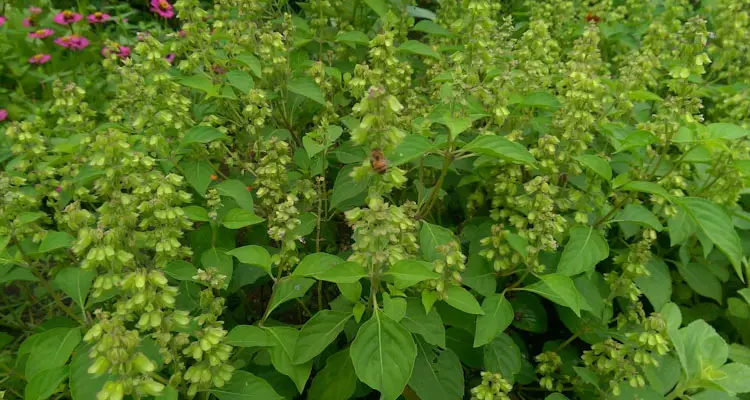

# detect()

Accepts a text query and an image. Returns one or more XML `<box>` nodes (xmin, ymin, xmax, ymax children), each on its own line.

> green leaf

<box><xmin>627</xmin><ymin>90</ymin><xmax>663</xmax><ymax>102</ymax></box>
<box><xmin>16</xmin><ymin>211</ymin><xmax>45</xmax><ymax>226</ymax></box>
<box><xmin>226</xmin><ymin>70</ymin><xmax>254</xmax><ymax>94</ymax></box>
<box><xmin>420</xmin><ymin>221</ymin><xmax>455</xmax><ymax>261</ymax></box>
<box><xmin>474</xmin><ymin>294</ymin><xmax>514</xmax><ymax>348</ymax></box>
<box><xmin>216</xmin><ymin>179</ymin><xmax>254</xmax><ymax>211</ymax></box>
<box><xmin>574</xmin><ymin>155</ymin><xmax>612</xmax><ymax>181</ymax></box>
<box><xmin>180</xmin><ymin>160</ymin><xmax>213</xmax><ymax>196</ymax></box>
<box><xmin>611</xmin><ymin>204</ymin><xmax>663</xmax><ymax>231</ymax></box>
<box><xmin>618</xmin><ymin>130</ymin><xmax>657</xmax><ymax>151</ymax></box>
<box><xmin>707</xmin><ymin>123</ymin><xmax>750</xmax><ymax>140</ymax></box>
<box><xmin>407</xmin><ymin>5</ymin><xmax>436</xmax><ymax>19</ymax></box>
<box><xmin>642</xmin><ymin>354</ymin><xmax>680</xmax><ymax>395</ymax></box>
<box><xmin>70</xmin><ymin>343</ymin><xmax>111</xmax><ymax>400</ymax></box>
<box><xmin>680</xmin><ymin>319</ymin><xmax>728</xmax><ymax>378</ymax></box>
<box><xmin>164</xmin><ymin>260</ymin><xmax>198</xmax><ymax>281</ymax></box>
<box><xmin>681</xmin><ymin>197</ymin><xmax>744</xmax><ymax>281</ymax></box>
<box><xmin>483</xmin><ymin>334</ymin><xmax>522</xmax><ymax>384</ymax></box>
<box><xmin>265</xmin><ymin>327</ymin><xmax>313</xmax><ymax>393</ymax></box>
<box><xmin>517</xmin><ymin>91</ymin><xmax>561</xmax><ymax>109</ymax></box>
<box><xmin>387</xmin><ymin>135</ymin><xmax>433</xmax><ymax>166</ymax></box>
<box><xmin>635</xmin><ymin>259</ymin><xmax>672</xmax><ymax>311</ymax></box>
<box><xmin>620</xmin><ymin>181</ymin><xmax>671</xmax><ymax>199</ymax></box>
<box><xmin>522</xmin><ymin>274</ymin><xmax>582</xmax><ymax>317</ymax></box>
<box><xmin>409</xmin><ymin>340</ymin><xmax>464</xmax><ymax>400</ymax></box>
<box><xmin>318</xmin><ymin>261</ymin><xmax>367</xmax><ymax>283</ymax></box>
<box><xmin>224</xmin><ymin>325</ymin><xmax>273</xmax><ymax>347</ymax></box>
<box><xmin>338</xmin><ymin>281</ymin><xmax>362</xmax><ymax>303</ymax></box>
<box><xmin>53</xmin><ymin>267</ymin><xmax>95</xmax><ymax>310</ymax></box>
<box><xmin>226</xmin><ymin>246</ymin><xmax>271</xmax><ymax>277</ymax></box>
<box><xmin>677</xmin><ymin>263</ymin><xmax>723</xmax><ymax>304</ymax></box>
<box><xmin>730</xmin><ymin>343</ymin><xmax>750</xmax><ymax>365</ymax></box>
<box><xmin>287</xmin><ymin>77</ymin><xmax>326</xmax><ymax>105</ymax></box>
<box><xmin>200</xmin><ymin>248</ymin><xmax>233</xmax><ymax>288</ymax></box>
<box><xmin>209</xmin><ymin>370</ymin><xmax>284</xmax><ymax>400</ymax></box>
<box><xmin>510</xmin><ymin>292</ymin><xmax>548</xmax><ymax>333</ymax></box>
<box><xmin>335</xmin><ymin>31</ymin><xmax>370</xmax><ymax>46</ymax></box>
<box><xmin>25</xmin><ymin>365</ymin><xmax>69</xmax><ymax>400</ymax></box>
<box><xmin>293</xmin><ymin>252</ymin><xmax>346</xmax><ymax>278</ymax></box>
<box><xmin>411</xmin><ymin>20</ymin><xmax>452</xmax><ymax>36</ymax></box>
<box><xmin>180</xmin><ymin>74</ymin><xmax>218</xmax><ymax>95</ymax></box>
<box><xmin>667</xmin><ymin>210</ymin><xmax>697</xmax><ymax>246</ymax></box>
<box><xmin>294</xmin><ymin>310</ymin><xmax>352</xmax><ymax>364</ymax></box>
<box><xmin>398</xmin><ymin>40</ymin><xmax>441</xmax><ymax>59</ymax></box>
<box><xmin>182</xmin><ymin>125</ymin><xmax>226</xmax><ymax>146</ymax></box>
<box><xmin>383</xmin><ymin>293</ymin><xmax>407</xmax><ymax>321</ymax></box>
<box><xmin>444</xmin><ymin>286</ymin><xmax>484</xmax><ymax>315</ymax></box>
<box><xmin>307</xmin><ymin>349</ymin><xmax>358</xmax><ymax>400</ymax></box>
<box><xmin>364</xmin><ymin>0</ymin><xmax>388</xmax><ymax>17</ymax></box>
<box><xmin>330</xmin><ymin>165</ymin><xmax>368</xmax><ymax>211</ymax></box>
<box><xmin>462</xmin><ymin>135</ymin><xmax>537</xmax><ymax>166</ymax></box>
<box><xmin>350</xmin><ymin>309</ymin><xmax>417</xmax><ymax>400</ymax></box>
<box><xmin>401</xmin><ymin>297</ymin><xmax>446</xmax><ymax>348</ymax></box>
<box><xmin>38</xmin><ymin>231</ymin><xmax>75</xmax><ymax>253</ymax></box>
<box><xmin>265</xmin><ymin>277</ymin><xmax>316</xmax><ymax>317</ymax></box>
<box><xmin>715</xmin><ymin>363</ymin><xmax>750</xmax><ymax>394</ymax></box>
<box><xmin>386</xmin><ymin>259</ymin><xmax>440</xmax><ymax>289</ymax></box>
<box><xmin>222</xmin><ymin>208</ymin><xmax>264</xmax><ymax>229</ymax></box>
<box><xmin>154</xmin><ymin>386</ymin><xmax>179</xmax><ymax>400</ymax></box>
<box><xmin>556</xmin><ymin>226</ymin><xmax>609</xmax><ymax>276</ymax></box>
<box><xmin>26</xmin><ymin>327</ymin><xmax>81</xmax><ymax>379</ymax></box>
<box><xmin>183</xmin><ymin>205</ymin><xmax>210</xmax><ymax>222</ymax></box>
<box><xmin>235</xmin><ymin>53</ymin><xmax>262</xmax><ymax>77</ymax></box>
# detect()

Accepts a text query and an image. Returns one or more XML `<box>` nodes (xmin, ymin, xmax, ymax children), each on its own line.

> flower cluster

<box><xmin>470</xmin><ymin>371</ymin><xmax>513</xmax><ymax>400</ymax></box>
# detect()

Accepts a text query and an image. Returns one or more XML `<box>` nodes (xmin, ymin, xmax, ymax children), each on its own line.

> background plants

<box><xmin>2</xmin><ymin>0</ymin><xmax>750</xmax><ymax>399</ymax></box>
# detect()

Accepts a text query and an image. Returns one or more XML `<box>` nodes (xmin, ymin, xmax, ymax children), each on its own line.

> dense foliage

<box><xmin>3</xmin><ymin>0</ymin><xmax>750</xmax><ymax>399</ymax></box>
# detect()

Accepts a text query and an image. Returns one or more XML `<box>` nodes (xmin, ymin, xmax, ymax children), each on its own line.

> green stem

<box><xmin>418</xmin><ymin>149</ymin><xmax>453</xmax><ymax>218</ymax></box>
<box><xmin>593</xmin><ymin>194</ymin><xmax>632</xmax><ymax>228</ymax></box>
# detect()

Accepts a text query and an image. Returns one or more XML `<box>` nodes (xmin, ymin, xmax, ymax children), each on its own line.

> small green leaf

<box><xmin>707</xmin><ymin>123</ymin><xmax>750</xmax><ymax>140</ymax></box>
<box><xmin>226</xmin><ymin>70</ymin><xmax>254</xmax><ymax>94</ymax></box>
<box><xmin>635</xmin><ymin>259</ymin><xmax>672</xmax><ymax>312</ymax></box>
<box><xmin>627</xmin><ymin>90</ymin><xmax>663</xmax><ymax>102</ymax></box>
<box><xmin>522</xmin><ymin>274</ymin><xmax>583</xmax><ymax>317</ymax></box>
<box><xmin>574</xmin><ymin>154</ymin><xmax>612</xmax><ymax>181</ymax></box>
<box><xmin>294</xmin><ymin>310</ymin><xmax>352</xmax><ymax>364</ymax></box>
<box><xmin>288</xmin><ymin>77</ymin><xmax>326</xmax><ymax>105</ymax></box>
<box><xmin>226</xmin><ymin>246</ymin><xmax>272</xmax><ymax>277</ymax></box>
<box><xmin>210</xmin><ymin>371</ymin><xmax>284</xmax><ymax>400</ymax></box>
<box><xmin>265</xmin><ymin>277</ymin><xmax>316</xmax><ymax>318</ymax></box>
<box><xmin>215</xmin><ymin>179</ymin><xmax>255</xmax><ymax>211</ymax></box>
<box><xmin>411</xmin><ymin>20</ymin><xmax>452</xmax><ymax>36</ymax></box>
<box><xmin>483</xmin><ymin>334</ymin><xmax>522</xmax><ymax>384</ymax></box>
<box><xmin>517</xmin><ymin>91</ymin><xmax>561</xmax><ymax>109</ymax></box>
<box><xmin>611</xmin><ymin>204</ymin><xmax>663</xmax><ymax>231</ymax></box>
<box><xmin>182</xmin><ymin>206</ymin><xmax>210</xmax><ymax>222</ymax></box>
<box><xmin>463</xmin><ymin>135</ymin><xmax>537</xmax><ymax>166</ymax></box>
<box><xmin>38</xmin><ymin>231</ymin><xmax>75</xmax><ymax>253</ymax></box>
<box><xmin>25</xmin><ymin>365</ymin><xmax>69</xmax><ymax>400</ymax></box>
<box><xmin>16</xmin><ymin>211</ymin><xmax>45</xmax><ymax>226</ymax></box>
<box><xmin>383</xmin><ymin>293</ymin><xmax>407</xmax><ymax>321</ymax></box>
<box><xmin>180</xmin><ymin>74</ymin><xmax>218</xmax><ymax>96</ymax></box>
<box><xmin>386</xmin><ymin>259</ymin><xmax>440</xmax><ymax>289</ymax></box>
<box><xmin>677</xmin><ymin>263</ymin><xmax>723</xmax><ymax>304</ymax></box>
<box><xmin>335</xmin><ymin>31</ymin><xmax>370</xmax><ymax>46</ymax></box>
<box><xmin>222</xmin><ymin>208</ymin><xmax>264</xmax><ymax>229</ymax></box>
<box><xmin>444</xmin><ymin>286</ymin><xmax>484</xmax><ymax>315</ymax></box>
<box><xmin>307</xmin><ymin>349</ymin><xmax>358</xmax><ymax>400</ymax></box>
<box><xmin>293</xmin><ymin>252</ymin><xmax>346</xmax><ymax>278</ymax></box>
<box><xmin>420</xmin><ymin>221</ymin><xmax>456</xmax><ymax>261</ymax></box>
<box><xmin>53</xmin><ymin>267</ymin><xmax>95</xmax><ymax>310</ymax></box>
<box><xmin>318</xmin><ymin>261</ymin><xmax>367</xmax><ymax>283</ymax></box>
<box><xmin>387</xmin><ymin>135</ymin><xmax>433</xmax><ymax>166</ymax></box>
<box><xmin>409</xmin><ymin>341</ymin><xmax>464</xmax><ymax>400</ymax></box>
<box><xmin>200</xmin><ymin>248</ymin><xmax>233</xmax><ymax>288</ymax></box>
<box><xmin>224</xmin><ymin>325</ymin><xmax>273</xmax><ymax>347</ymax></box>
<box><xmin>364</xmin><ymin>0</ymin><xmax>388</xmax><ymax>17</ymax></box>
<box><xmin>180</xmin><ymin>160</ymin><xmax>213</xmax><ymax>196</ymax></box>
<box><xmin>264</xmin><ymin>327</ymin><xmax>313</xmax><ymax>393</ymax></box>
<box><xmin>620</xmin><ymin>181</ymin><xmax>671</xmax><ymax>199</ymax></box>
<box><xmin>235</xmin><ymin>53</ymin><xmax>262</xmax><ymax>78</ymax></box>
<box><xmin>163</xmin><ymin>260</ymin><xmax>198</xmax><ymax>281</ymax></box>
<box><xmin>556</xmin><ymin>226</ymin><xmax>609</xmax><ymax>276</ymax></box>
<box><xmin>398</xmin><ymin>40</ymin><xmax>441</xmax><ymax>59</ymax></box>
<box><xmin>474</xmin><ymin>294</ymin><xmax>514</xmax><ymax>348</ymax></box>
<box><xmin>715</xmin><ymin>363</ymin><xmax>750</xmax><ymax>394</ymax></box>
<box><xmin>182</xmin><ymin>125</ymin><xmax>226</xmax><ymax>146</ymax></box>
<box><xmin>401</xmin><ymin>297</ymin><xmax>446</xmax><ymax>348</ymax></box>
<box><xmin>70</xmin><ymin>343</ymin><xmax>111</xmax><ymax>400</ymax></box>
<box><xmin>667</xmin><ymin>210</ymin><xmax>697</xmax><ymax>246</ymax></box>
<box><xmin>618</xmin><ymin>130</ymin><xmax>657</xmax><ymax>151</ymax></box>
<box><xmin>330</xmin><ymin>165</ymin><xmax>368</xmax><ymax>211</ymax></box>
<box><xmin>26</xmin><ymin>327</ymin><xmax>80</xmax><ymax>379</ymax></box>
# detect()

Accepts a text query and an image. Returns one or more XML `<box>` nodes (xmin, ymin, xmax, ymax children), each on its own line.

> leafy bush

<box><xmin>2</xmin><ymin>0</ymin><xmax>750</xmax><ymax>399</ymax></box>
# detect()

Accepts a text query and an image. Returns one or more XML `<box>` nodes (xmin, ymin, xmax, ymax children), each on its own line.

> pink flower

<box><xmin>165</xmin><ymin>53</ymin><xmax>176</xmax><ymax>64</ymax></box>
<box><xmin>29</xmin><ymin>53</ymin><xmax>51</xmax><ymax>64</ymax></box>
<box><xmin>0</xmin><ymin>109</ymin><xmax>7</xmax><ymax>122</ymax></box>
<box><xmin>0</xmin><ymin>16</ymin><xmax>6</xmax><ymax>27</ymax></box>
<box><xmin>29</xmin><ymin>28</ymin><xmax>54</xmax><ymax>39</ymax></box>
<box><xmin>102</xmin><ymin>43</ymin><xmax>131</xmax><ymax>59</ymax></box>
<box><xmin>150</xmin><ymin>0</ymin><xmax>174</xmax><ymax>19</ymax></box>
<box><xmin>29</xmin><ymin>6</ymin><xmax>43</xmax><ymax>14</ymax></box>
<box><xmin>178</xmin><ymin>29</ymin><xmax>186</xmax><ymax>37</ymax></box>
<box><xmin>137</xmin><ymin>31</ymin><xmax>151</xmax><ymax>41</ymax></box>
<box><xmin>55</xmin><ymin>186</ymin><xmax>62</xmax><ymax>193</ymax></box>
<box><xmin>87</xmin><ymin>11</ymin><xmax>111</xmax><ymax>24</ymax></box>
<box><xmin>54</xmin><ymin>34</ymin><xmax>89</xmax><ymax>50</ymax></box>
<box><xmin>53</xmin><ymin>10</ymin><xmax>83</xmax><ymax>25</ymax></box>
<box><xmin>23</xmin><ymin>17</ymin><xmax>37</xmax><ymax>27</ymax></box>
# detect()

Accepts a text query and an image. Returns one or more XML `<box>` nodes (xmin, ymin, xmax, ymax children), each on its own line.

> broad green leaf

<box><xmin>445</xmin><ymin>327</ymin><xmax>483</xmax><ymax>368</ymax></box>
<box><xmin>677</xmin><ymin>263</ymin><xmax>722</xmax><ymax>304</ymax></box>
<box><xmin>226</xmin><ymin>70</ymin><xmax>254</xmax><ymax>94</ymax></box>
<box><xmin>388</xmin><ymin>135</ymin><xmax>433</xmax><ymax>166</ymax></box>
<box><xmin>618</xmin><ymin>130</ymin><xmax>657</xmax><ymax>151</ymax></box>
<box><xmin>180</xmin><ymin>160</ymin><xmax>213</xmax><ymax>196</ymax></box>
<box><xmin>463</xmin><ymin>253</ymin><xmax>496</xmax><ymax>297</ymax></box>
<box><xmin>627</xmin><ymin>90</ymin><xmax>663</xmax><ymax>102</ymax></box>
<box><xmin>292</xmin><ymin>212</ymin><xmax>317</xmax><ymax>238</ymax></box>
<box><xmin>265</xmin><ymin>326</ymin><xmax>313</xmax><ymax>393</ymax></box>
<box><xmin>406</xmin><ymin>5</ymin><xmax>437</xmax><ymax>20</ymax></box>
<box><xmin>154</xmin><ymin>386</ymin><xmax>178</xmax><ymax>400</ymax></box>
<box><xmin>398</xmin><ymin>40</ymin><xmax>441</xmax><ymax>59</ymax></box>
<box><xmin>182</xmin><ymin>125</ymin><xmax>226</xmax><ymax>146</ymax></box>
<box><xmin>516</xmin><ymin>91</ymin><xmax>561</xmax><ymax>109</ymax></box>
<box><xmin>444</xmin><ymin>286</ymin><xmax>484</xmax><ymax>315</ymax></box>
<box><xmin>226</xmin><ymin>246</ymin><xmax>272</xmax><ymax>277</ymax></box>
<box><xmin>38</xmin><ymin>231</ymin><xmax>75</xmax><ymax>253</ymax></box>
<box><xmin>681</xmin><ymin>197</ymin><xmax>744</xmax><ymax>281</ymax></box>
<box><xmin>545</xmin><ymin>394</ymin><xmax>571</xmax><ymax>400</ymax></box>
<box><xmin>620</xmin><ymin>181</ymin><xmax>671</xmax><ymax>199</ymax></box>
<box><xmin>522</xmin><ymin>274</ymin><xmax>582</xmax><ymax>317</ymax></box>
<box><xmin>401</xmin><ymin>297</ymin><xmax>446</xmax><ymax>348</ymax></box>
<box><xmin>510</xmin><ymin>292</ymin><xmax>548</xmax><ymax>333</ymax></box>
<box><xmin>642</xmin><ymin>354</ymin><xmax>680</xmax><ymax>395</ymax></box>
<box><xmin>16</xmin><ymin>211</ymin><xmax>45</xmax><ymax>226</ymax></box>
<box><xmin>715</xmin><ymin>363</ymin><xmax>750</xmax><ymax>394</ymax></box>
<box><xmin>556</xmin><ymin>226</ymin><xmax>609</xmax><ymax>276</ymax></box>
<box><xmin>506</xmin><ymin>233</ymin><xmax>529</xmax><ymax>258</ymax></box>
<box><xmin>330</xmin><ymin>165</ymin><xmax>368</xmax><ymax>211</ymax></box>
<box><xmin>294</xmin><ymin>310</ymin><xmax>352</xmax><ymax>364</ymax></box>
<box><xmin>335</xmin><ymin>31</ymin><xmax>370</xmax><ymax>46</ymax></box>
<box><xmin>386</xmin><ymin>259</ymin><xmax>440</xmax><ymax>289</ymax></box>
<box><xmin>338</xmin><ymin>281</ymin><xmax>362</xmax><ymax>303</ymax></box>
<box><xmin>26</xmin><ymin>327</ymin><xmax>81</xmax><ymax>379</ymax></box>
<box><xmin>364</xmin><ymin>0</ymin><xmax>388</xmax><ymax>17</ymax></box>
<box><xmin>409</xmin><ymin>340</ymin><xmax>464</xmax><ymax>400</ymax></box>
<box><xmin>183</xmin><ymin>205</ymin><xmax>210</xmax><ymax>221</ymax></box>
<box><xmin>462</xmin><ymin>135</ymin><xmax>537</xmax><ymax>166</ymax></box>
<box><xmin>383</xmin><ymin>293</ymin><xmax>407</xmax><ymax>322</ymax></box>
<box><xmin>25</xmin><ymin>365</ymin><xmax>69</xmax><ymax>400</ymax></box>
<box><xmin>287</xmin><ymin>77</ymin><xmax>326</xmax><ymax>105</ymax></box>
<box><xmin>209</xmin><ymin>370</ymin><xmax>284</xmax><ymax>400</ymax></box>
<box><xmin>200</xmin><ymin>248</ymin><xmax>234</xmax><ymax>287</ymax></box>
<box><xmin>707</xmin><ymin>123</ymin><xmax>750</xmax><ymax>140</ymax></box>
<box><xmin>442</xmin><ymin>116</ymin><xmax>472</xmax><ymax>139</ymax></box>
<box><xmin>265</xmin><ymin>277</ymin><xmax>315</xmax><ymax>318</ymax></box>
<box><xmin>216</xmin><ymin>179</ymin><xmax>254</xmax><ymax>211</ymax></box>
<box><xmin>164</xmin><ymin>260</ymin><xmax>198</xmax><ymax>281</ymax></box>
<box><xmin>350</xmin><ymin>310</ymin><xmax>417</xmax><ymax>400</ymax></box>
<box><xmin>635</xmin><ymin>259</ymin><xmax>672</xmax><ymax>311</ymax></box>
<box><xmin>680</xmin><ymin>319</ymin><xmax>728</xmax><ymax>378</ymax></box>
<box><xmin>180</xmin><ymin>74</ymin><xmax>218</xmax><ymax>96</ymax></box>
<box><xmin>53</xmin><ymin>267</ymin><xmax>95</xmax><ymax>310</ymax></box>
<box><xmin>611</xmin><ymin>204</ymin><xmax>663</xmax><ymax>231</ymax></box>
<box><xmin>667</xmin><ymin>210</ymin><xmax>697</xmax><ymax>246</ymax></box>
<box><xmin>483</xmin><ymin>334</ymin><xmax>522</xmax><ymax>384</ymax></box>
<box><xmin>474</xmin><ymin>294</ymin><xmax>514</xmax><ymax>347</ymax></box>
<box><xmin>307</xmin><ymin>349</ymin><xmax>358</xmax><ymax>400</ymax></box>
<box><xmin>222</xmin><ymin>208</ymin><xmax>264</xmax><ymax>229</ymax></box>
<box><xmin>69</xmin><ymin>343</ymin><xmax>111</xmax><ymax>400</ymax></box>
<box><xmin>411</xmin><ymin>20</ymin><xmax>452</xmax><ymax>36</ymax></box>
<box><xmin>318</xmin><ymin>261</ymin><xmax>367</xmax><ymax>283</ymax></box>
<box><xmin>235</xmin><ymin>53</ymin><xmax>262</xmax><ymax>77</ymax></box>
<box><xmin>420</xmin><ymin>221</ymin><xmax>455</xmax><ymax>261</ymax></box>
<box><xmin>224</xmin><ymin>325</ymin><xmax>273</xmax><ymax>347</ymax></box>
<box><xmin>574</xmin><ymin>154</ymin><xmax>612</xmax><ymax>181</ymax></box>
<box><xmin>0</xmin><ymin>235</ymin><xmax>9</xmax><ymax>254</ymax></box>
<box><xmin>293</xmin><ymin>252</ymin><xmax>345</xmax><ymax>278</ymax></box>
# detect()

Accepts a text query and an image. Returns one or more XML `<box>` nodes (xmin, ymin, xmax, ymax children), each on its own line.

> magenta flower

<box><xmin>29</xmin><ymin>6</ymin><xmax>43</xmax><ymax>14</ymax></box>
<box><xmin>0</xmin><ymin>109</ymin><xmax>7</xmax><ymax>122</ymax></box>
<box><xmin>53</xmin><ymin>10</ymin><xmax>83</xmax><ymax>25</ymax></box>
<box><xmin>55</xmin><ymin>34</ymin><xmax>89</xmax><ymax>50</ymax></box>
<box><xmin>29</xmin><ymin>53</ymin><xmax>51</xmax><ymax>64</ymax></box>
<box><xmin>150</xmin><ymin>0</ymin><xmax>174</xmax><ymax>19</ymax></box>
<box><xmin>102</xmin><ymin>43</ymin><xmax>131</xmax><ymax>59</ymax></box>
<box><xmin>0</xmin><ymin>16</ymin><xmax>6</xmax><ymax>27</ymax></box>
<box><xmin>23</xmin><ymin>17</ymin><xmax>37</xmax><ymax>27</ymax></box>
<box><xmin>29</xmin><ymin>28</ymin><xmax>54</xmax><ymax>39</ymax></box>
<box><xmin>165</xmin><ymin>53</ymin><xmax>176</xmax><ymax>64</ymax></box>
<box><xmin>87</xmin><ymin>11</ymin><xmax>111</xmax><ymax>24</ymax></box>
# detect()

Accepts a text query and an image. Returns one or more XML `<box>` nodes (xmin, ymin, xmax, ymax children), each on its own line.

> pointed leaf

<box><xmin>463</xmin><ymin>135</ymin><xmax>537</xmax><ymax>166</ymax></box>
<box><xmin>226</xmin><ymin>246</ymin><xmax>272</xmax><ymax>277</ymax></box>
<box><xmin>294</xmin><ymin>310</ymin><xmax>352</xmax><ymax>364</ymax></box>
<box><xmin>287</xmin><ymin>77</ymin><xmax>326</xmax><ymax>105</ymax></box>
<box><xmin>474</xmin><ymin>294</ymin><xmax>514</xmax><ymax>347</ymax></box>
<box><xmin>209</xmin><ymin>371</ymin><xmax>284</xmax><ymax>400</ymax></box>
<box><xmin>444</xmin><ymin>286</ymin><xmax>484</xmax><ymax>315</ymax></box>
<box><xmin>307</xmin><ymin>349</ymin><xmax>358</xmax><ymax>400</ymax></box>
<box><xmin>387</xmin><ymin>259</ymin><xmax>440</xmax><ymax>289</ymax></box>
<box><xmin>265</xmin><ymin>277</ymin><xmax>316</xmax><ymax>317</ymax></box>
<box><xmin>401</xmin><ymin>297</ymin><xmax>446</xmax><ymax>348</ymax></box>
<box><xmin>222</xmin><ymin>208</ymin><xmax>264</xmax><ymax>229</ymax></box>
<box><xmin>182</xmin><ymin>126</ymin><xmax>226</xmax><ymax>146</ymax></box>
<box><xmin>408</xmin><ymin>340</ymin><xmax>464</xmax><ymax>400</ymax></box>
<box><xmin>224</xmin><ymin>325</ymin><xmax>273</xmax><ymax>348</ymax></box>
<box><xmin>53</xmin><ymin>267</ymin><xmax>95</xmax><ymax>309</ymax></box>
<box><xmin>556</xmin><ymin>226</ymin><xmax>609</xmax><ymax>276</ymax></box>
<box><xmin>522</xmin><ymin>274</ymin><xmax>582</xmax><ymax>317</ymax></box>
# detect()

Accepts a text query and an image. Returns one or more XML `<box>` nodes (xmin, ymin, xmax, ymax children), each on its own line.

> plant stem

<box><xmin>418</xmin><ymin>149</ymin><xmax>453</xmax><ymax>218</ymax></box>
<box><xmin>593</xmin><ymin>194</ymin><xmax>632</xmax><ymax>228</ymax></box>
